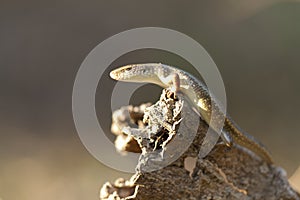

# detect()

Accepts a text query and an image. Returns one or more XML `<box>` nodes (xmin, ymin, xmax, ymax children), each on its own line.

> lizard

<box><xmin>109</xmin><ymin>63</ymin><xmax>273</xmax><ymax>164</ymax></box>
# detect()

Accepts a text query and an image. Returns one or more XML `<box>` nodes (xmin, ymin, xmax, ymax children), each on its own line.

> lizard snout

<box><xmin>109</xmin><ymin>70</ymin><xmax>119</xmax><ymax>80</ymax></box>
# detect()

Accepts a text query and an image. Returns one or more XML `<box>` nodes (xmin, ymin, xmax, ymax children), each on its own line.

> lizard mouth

<box><xmin>110</xmin><ymin>65</ymin><xmax>134</xmax><ymax>80</ymax></box>
<box><xmin>109</xmin><ymin>69</ymin><xmax>120</xmax><ymax>80</ymax></box>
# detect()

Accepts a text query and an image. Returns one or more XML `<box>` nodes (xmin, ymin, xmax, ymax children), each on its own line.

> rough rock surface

<box><xmin>100</xmin><ymin>89</ymin><xmax>300</xmax><ymax>200</ymax></box>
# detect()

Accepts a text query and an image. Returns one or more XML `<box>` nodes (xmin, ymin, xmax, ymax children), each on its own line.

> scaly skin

<box><xmin>110</xmin><ymin>63</ymin><xmax>273</xmax><ymax>164</ymax></box>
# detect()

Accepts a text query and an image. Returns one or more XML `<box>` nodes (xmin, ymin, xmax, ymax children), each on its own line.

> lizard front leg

<box><xmin>158</xmin><ymin>73</ymin><xmax>181</xmax><ymax>99</ymax></box>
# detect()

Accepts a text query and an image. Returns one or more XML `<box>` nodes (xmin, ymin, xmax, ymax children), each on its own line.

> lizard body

<box><xmin>110</xmin><ymin>63</ymin><xmax>273</xmax><ymax>164</ymax></box>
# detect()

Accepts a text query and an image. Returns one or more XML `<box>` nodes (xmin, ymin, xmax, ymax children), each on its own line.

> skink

<box><xmin>110</xmin><ymin>63</ymin><xmax>273</xmax><ymax>164</ymax></box>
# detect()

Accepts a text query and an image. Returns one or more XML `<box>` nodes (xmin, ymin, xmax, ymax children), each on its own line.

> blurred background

<box><xmin>1</xmin><ymin>0</ymin><xmax>300</xmax><ymax>199</ymax></box>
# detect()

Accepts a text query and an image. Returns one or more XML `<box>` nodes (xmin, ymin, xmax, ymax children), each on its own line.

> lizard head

<box><xmin>110</xmin><ymin>63</ymin><xmax>162</xmax><ymax>84</ymax></box>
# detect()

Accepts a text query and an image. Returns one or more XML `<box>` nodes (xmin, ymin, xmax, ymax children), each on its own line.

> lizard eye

<box><xmin>125</xmin><ymin>67</ymin><xmax>132</xmax><ymax>71</ymax></box>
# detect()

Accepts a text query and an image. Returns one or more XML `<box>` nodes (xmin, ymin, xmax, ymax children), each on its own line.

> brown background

<box><xmin>1</xmin><ymin>1</ymin><xmax>300</xmax><ymax>199</ymax></box>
